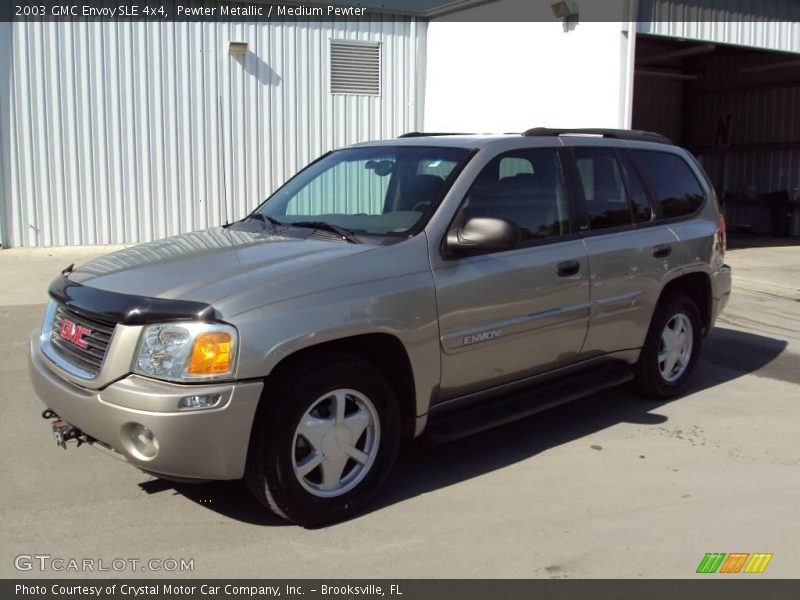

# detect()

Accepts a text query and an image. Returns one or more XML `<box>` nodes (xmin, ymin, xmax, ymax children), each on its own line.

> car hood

<box><xmin>67</xmin><ymin>226</ymin><xmax>377</xmax><ymax>312</ymax></box>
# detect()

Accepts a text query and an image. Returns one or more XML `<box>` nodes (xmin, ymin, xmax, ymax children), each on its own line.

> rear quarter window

<box><xmin>631</xmin><ymin>150</ymin><xmax>705</xmax><ymax>219</ymax></box>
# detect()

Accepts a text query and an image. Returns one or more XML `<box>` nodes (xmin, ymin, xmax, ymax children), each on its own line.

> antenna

<box><xmin>217</xmin><ymin>95</ymin><xmax>230</xmax><ymax>226</ymax></box>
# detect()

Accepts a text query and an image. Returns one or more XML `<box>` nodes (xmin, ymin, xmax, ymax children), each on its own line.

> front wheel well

<box><xmin>262</xmin><ymin>333</ymin><xmax>417</xmax><ymax>438</ymax></box>
<box><xmin>660</xmin><ymin>272</ymin><xmax>712</xmax><ymax>335</ymax></box>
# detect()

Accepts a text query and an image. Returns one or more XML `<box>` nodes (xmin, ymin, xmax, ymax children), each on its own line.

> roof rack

<box><xmin>521</xmin><ymin>127</ymin><xmax>673</xmax><ymax>145</ymax></box>
<box><xmin>397</xmin><ymin>132</ymin><xmax>473</xmax><ymax>138</ymax></box>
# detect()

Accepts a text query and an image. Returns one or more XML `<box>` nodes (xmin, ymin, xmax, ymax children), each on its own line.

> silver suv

<box><xmin>29</xmin><ymin>128</ymin><xmax>731</xmax><ymax>526</ymax></box>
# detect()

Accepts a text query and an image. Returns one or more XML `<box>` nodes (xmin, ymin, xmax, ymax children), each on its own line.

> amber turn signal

<box><xmin>188</xmin><ymin>332</ymin><xmax>233</xmax><ymax>376</ymax></box>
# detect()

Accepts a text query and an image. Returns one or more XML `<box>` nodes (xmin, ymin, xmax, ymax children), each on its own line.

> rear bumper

<box><xmin>709</xmin><ymin>264</ymin><xmax>732</xmax><ymax>330</ymax></box>
<box><xmin>29</xmin><ymin>330</ymin><xmax>263</xmax><ymax>480</ymax></box>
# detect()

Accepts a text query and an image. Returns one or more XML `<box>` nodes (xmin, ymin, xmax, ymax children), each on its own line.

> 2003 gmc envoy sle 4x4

<box><xmin>29</xmin><ymin>128</ymin><xmax>731</xmax><ymax>526</ymax></box>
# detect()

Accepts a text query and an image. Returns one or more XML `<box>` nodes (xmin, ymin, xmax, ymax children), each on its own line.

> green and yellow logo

<box><xmin>696</xmin><ymin>552</ymin><xmax>773</xmax><ymax>574</ymax></box>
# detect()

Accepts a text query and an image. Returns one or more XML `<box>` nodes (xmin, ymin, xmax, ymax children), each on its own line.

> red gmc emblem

<box><xmin>59</xmin><ymin>319</ymin><xmax>91</xmax><ymax>349</ymax></box>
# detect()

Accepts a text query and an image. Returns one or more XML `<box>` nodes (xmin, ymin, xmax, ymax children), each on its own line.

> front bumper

<box><xmin>29</xmin><ymin>331</ymin><xmax>263</xmax><ymax>480</ymax></box>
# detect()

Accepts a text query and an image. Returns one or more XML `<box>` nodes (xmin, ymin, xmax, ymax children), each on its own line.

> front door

<box><xmin>431</xmin><ymin>148</ymin><xmax>590</xmax><ymax>402</ymax></box>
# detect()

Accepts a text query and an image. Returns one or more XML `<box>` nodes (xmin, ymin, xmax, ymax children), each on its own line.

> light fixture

<box><xmin>178</xmin><ymin>393</ymin><xmax>223</xmax><ymax>411</ymax></box>
<box><xmin>126</xmin><ymin>423</ymin><xmax>159</xmax><ymax>459</ymax></box>
<box><xmin>228</xmin><ymin>41</ymin><xmax>248</xmax><ymax>55</ymax></box>
<box><xmin>551</xmin><ymin>0</ymin><xmax>578</xmax><ymax>18</ymax></box>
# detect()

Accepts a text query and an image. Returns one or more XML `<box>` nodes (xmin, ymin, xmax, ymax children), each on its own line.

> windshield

<box><xmin>253</xmin><ymin>146</ymin><xmax>473</xmax><ymax>236</ymax></box>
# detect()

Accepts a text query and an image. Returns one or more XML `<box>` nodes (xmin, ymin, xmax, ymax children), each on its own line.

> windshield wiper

<box><xmin>222</xmin><ymin>213</ymin><xmax>280</xmax><ymax>229</ymax></box>
<box><xmin>289</xmin><ymin>221</ymin><xmax>360</xmax><ymax>244</ymax></box>
<box><xmin>247</xmin><ymin>213</ymin><xmax>283</xmax><ymax>227</ymax></box>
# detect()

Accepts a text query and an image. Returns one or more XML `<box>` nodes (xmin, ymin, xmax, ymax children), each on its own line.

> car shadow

<box><xmin>147</xmin><ymin>326</ymin><xmax>789</xmax><ymax>526</ymax></box>
<box><xmin>727</xmin><ymin>235</ymin><xmax>800</xmax><ymax>250</ymax></box>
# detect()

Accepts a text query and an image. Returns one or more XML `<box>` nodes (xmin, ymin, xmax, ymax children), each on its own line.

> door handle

<box><xmin>652</xmin><ymin>244</ymin><xmax>672</xmax><ymax>259</ymax></box>
<box><xmin>557</xmin><ymin>260</ymin><xmax>580</xmax><ymax>277</ymax></box>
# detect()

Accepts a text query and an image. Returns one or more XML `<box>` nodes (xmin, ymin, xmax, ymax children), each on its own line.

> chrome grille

<box><xmin>50</xmin><ymin>304</ymin><xmax>116</xmax><ymax>376</ymax></box>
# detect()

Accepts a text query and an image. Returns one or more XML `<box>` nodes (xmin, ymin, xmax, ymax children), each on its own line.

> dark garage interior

<box><xmin>632</xmin><ymin>36</ymin><xmax>800</xmax><ymax>238</ymax></box>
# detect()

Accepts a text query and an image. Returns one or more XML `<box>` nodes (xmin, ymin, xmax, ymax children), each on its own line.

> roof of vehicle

<box><xmin>349</xmin><ymin>134</ymin><xmax>516</xmax><ymax>149</ymax></box>
<box><xmin>348</xmin><ymin>128</ymin><xmax>680</xmax><ymax>152</ymax></box>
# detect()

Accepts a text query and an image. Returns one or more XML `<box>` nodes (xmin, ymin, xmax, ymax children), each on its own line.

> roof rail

<box><xmin>398</xmin><ymin>131</ymin><xmax>472</xmax><ymax>138</ymax></box>
<box><xmin>521</xmin><ymin>127</ymin><xmax>673</xmax><ymax>145</ymax></box>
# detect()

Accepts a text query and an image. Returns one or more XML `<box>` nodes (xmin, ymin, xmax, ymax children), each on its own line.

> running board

<box><xmin>425</xmin><ymin>363</ymin><xmax>634</xmax><ymax>443</ymax></box>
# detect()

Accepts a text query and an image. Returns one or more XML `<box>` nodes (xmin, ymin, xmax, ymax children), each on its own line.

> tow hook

<box><xmin>42</xmin><ymin>409</ymin><xmax>91</xmax><ymax>449</ymax></box>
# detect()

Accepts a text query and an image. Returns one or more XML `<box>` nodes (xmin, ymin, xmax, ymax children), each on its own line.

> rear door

<box><xmin>567</xmin><ymin>145</ymin><xmax>679</xmax><ymax>355</ymax></box>
<box><xmin>431</xmin><ymin>147</ymin><xmax>591</xmax><ymax>401</ymax></box>
<box><xmin>628</xmin><ymin>148</ymin><xmax>715</xmax><ymax>275</ymax></box>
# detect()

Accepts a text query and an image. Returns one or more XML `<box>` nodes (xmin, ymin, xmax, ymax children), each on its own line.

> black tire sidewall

<box><xmin>638</xmin><ymin>294</ymin><xmax>703</xmax><ymax>399</ymax></box>
<box><xmin>250</xmin><ymin>359</ymin><xmax>401</xmax><ymax>526</ymax></box>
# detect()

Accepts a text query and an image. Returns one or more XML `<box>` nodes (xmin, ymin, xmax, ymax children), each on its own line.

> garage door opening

<box><xmin>632</xmin><ymin>36</ymin><xmax>800</xmax><ymax>238</ymax></box>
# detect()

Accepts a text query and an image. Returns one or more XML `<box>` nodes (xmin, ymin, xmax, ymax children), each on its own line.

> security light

<box><xmin>551</xmin><ymin>0</ymin><xmax>579</xmax><ymax>18</ymax></box>
<box><xmin>228</xmin><ymin>41</ymin><xmax>249</xmax><ymax>55</ymax></box>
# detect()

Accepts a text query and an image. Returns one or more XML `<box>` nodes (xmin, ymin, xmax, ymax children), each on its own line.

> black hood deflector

<box><xmin>48</xmin><ymin>274</ymin><xmax>218</xmax><ymax>325</ymax></box>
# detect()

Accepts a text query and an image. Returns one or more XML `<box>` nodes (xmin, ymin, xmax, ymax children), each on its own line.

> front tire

<box><xmin>246</xmin><ymin>355</ymin><xmax>401</xmax><ymax>526</ymax></box>
<box><xmin>635</xmin><ymin>293</ymin><xmax>703</xmax><ymax>400</ymax></box>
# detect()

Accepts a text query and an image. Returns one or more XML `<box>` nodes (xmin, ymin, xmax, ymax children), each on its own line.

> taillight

<box><xmin>717</xmin><ymin>214</ymin><xmax>726</xmax><ymax>253</ymax></box>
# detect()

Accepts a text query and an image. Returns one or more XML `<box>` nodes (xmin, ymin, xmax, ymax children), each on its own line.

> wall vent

<box><xmin>330</xmin><ymin>39</ymin><xmax>381</xmax><ymax>96</ymax></box>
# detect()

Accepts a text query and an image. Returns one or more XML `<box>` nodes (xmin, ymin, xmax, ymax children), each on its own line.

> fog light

<box><xmin>178</xmin><ymin>393</ymin><xmax>222</xmax><ymax>410</ymax></box>
<box><xmin>128</xmin><ymin>423</ymin><xmax>159</xmax><ymax>459</ymax></box>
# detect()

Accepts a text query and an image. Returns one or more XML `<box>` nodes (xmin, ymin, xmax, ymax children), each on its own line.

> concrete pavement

<box><xmin>1</xmin><ymin>240</ymin><xmax>798</xmax><ymax>578</ymax></box>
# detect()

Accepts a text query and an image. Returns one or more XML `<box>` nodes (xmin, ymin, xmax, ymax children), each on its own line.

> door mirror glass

<box><xmin>446</xmin><ymin>217</ymin><xmax>520</xmax><ymax>254</ymax></box>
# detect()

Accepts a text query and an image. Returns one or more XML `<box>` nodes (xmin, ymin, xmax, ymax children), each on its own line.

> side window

<box><xmin>460</xmin><ymin>149</ymin><xmax>570</xmax><ymax>242</ymax></box>
<box><xmin>631</xmin><ymin>150</ymin><xmax>705</xmax><ymax>219</ymax></box>
<box><xmin>573</xmin><ymin>147</ymin><xmax>633</xmax><ymax>230</ymax></box>
<box><xmin>619</xmin><ymin>153</ymin><xmax>653</xmax><ymax>223</ymax></box>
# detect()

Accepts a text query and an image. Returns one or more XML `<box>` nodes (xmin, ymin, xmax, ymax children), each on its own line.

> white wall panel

<box><xmin>3</xmin><ymin>18</ymin><xmax>424</xmax><ymax>247</ymax></box>
<box><xmin>424</xmin><ymin>21</ymin><xmax>634</xmax><ymax>132</ymax></box>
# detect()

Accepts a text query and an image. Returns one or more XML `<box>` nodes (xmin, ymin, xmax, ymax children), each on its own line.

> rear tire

<box><xmin>245</xmin><ymin>354</ymin><xmax>401</xmax><ymax>527</ymax></box>
<box><xmin>635</xmin><ymin>292</ymin><xmax>702</xmax><ymax>400</ymax></box>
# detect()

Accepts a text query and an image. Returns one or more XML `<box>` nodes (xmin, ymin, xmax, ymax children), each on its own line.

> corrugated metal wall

<box><xmin>638</xmin><ymin>0</ymin><xmax>800</xmax><ymax>54</ymax></box>
<box><xmin>686</xmin><ymin>50</ymin><xmax>800</xmax><ymax>200</ymax></box>
<box><xmin>631</xmin><ymin>75</ymin><xmax>683</xmax><ymax>143</ymax></box>
<box><xmin>633</xmin><ymin>3</ymin><xmax>800</xmax><ymax>235</ymax></box>
<box><xmin>2</xmin><ymin>18</ymin><xmax>425</xmax><ymax>247</ymax></box>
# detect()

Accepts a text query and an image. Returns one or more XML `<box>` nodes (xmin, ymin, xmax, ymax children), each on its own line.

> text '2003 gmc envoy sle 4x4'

<box><xmin>30</xmin><ymin>128</ymin><xmax>731</xmax><ymax>526</ymax></box>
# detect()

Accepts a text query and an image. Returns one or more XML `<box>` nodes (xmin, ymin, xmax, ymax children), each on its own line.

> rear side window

<box><xmin>573</xmin><ymin>147</ymin><xmax>632</xmax><ymax>230</ymax></box>
<box><xmin>631</xmin><ymin>151</ymin><xmax>705</xmax><ymax>219</ymax></box>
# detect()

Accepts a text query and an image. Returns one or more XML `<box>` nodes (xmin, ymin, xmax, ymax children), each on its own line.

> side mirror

<box><xmin>446</xmin><ymin>217</ymin><xmax>520</xmax><ymax>254</ymax></box>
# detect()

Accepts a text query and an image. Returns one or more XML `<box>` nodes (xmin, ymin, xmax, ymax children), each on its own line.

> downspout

<box><xmin>413</xmin><ymin>17</ymin><xmax>429</xmax><ymax>132</ymax></box>
<box><xmin>620</xmin><ymin>8</ymin><xmax>638</xmax><ymax>128</ymax></box>
<box><xmin>0</xmin><ymin>21</ymin><xmax>12</xmax><ymax>247</ymax></box>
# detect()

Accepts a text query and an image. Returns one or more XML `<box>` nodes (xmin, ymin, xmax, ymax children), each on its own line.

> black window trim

<box><xmin>436</xmin><ymin>143</ymin><xmax>714</xmax><ymax>259</ymax></box>
<box><xmin>615</xmin><ymin>148</ymin><xmax>657</xmax><ymax>226</ymax></box>
<box><xmin>440</xmin><ymin>147</ymin><xmax>582</xmax><ymax>260</ymax></box>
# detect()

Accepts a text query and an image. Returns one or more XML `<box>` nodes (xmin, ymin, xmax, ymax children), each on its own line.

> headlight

<box><xmin>133</xmin><ymin>322</ymin><xmax>238</xmax><ymax>382</ymax></box>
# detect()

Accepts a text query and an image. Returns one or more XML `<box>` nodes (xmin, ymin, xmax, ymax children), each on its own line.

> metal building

<box><xmin>426</xmin><ymin>0</ymin><xmax>800</xmax><ymax>238</ymax></box>
<box><xmin>0</xmin><ymin>16</ymin><xmax>426</xmax><ymax>247</ymax></box>
<box><xmin>634</xmin><ymin>0</ymin><xmax>800</xmax><ymax>236</ymax></box>
<box><xmin>2</xmin><ymin>0</ymin><xmax>799</xmax><ymax>247</ymax></box>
